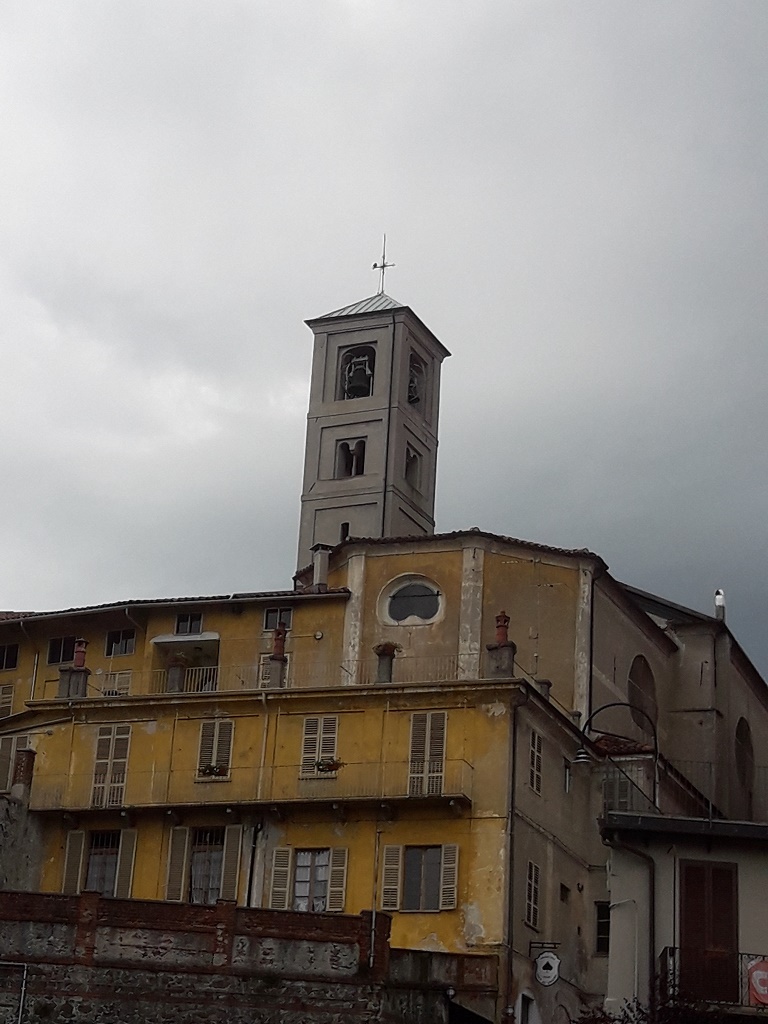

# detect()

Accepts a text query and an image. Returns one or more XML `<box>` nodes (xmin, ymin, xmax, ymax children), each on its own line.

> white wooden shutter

<box><xmin>62</xmin><ymin>830</ymin><xmax>86</xmax><ymax>894</ymax></box>
<box><xmin>198</xmin><ymin>721</ymin><xmax>216</xmax><ymax>775</ymax></box>
<box><xmin>114</xmin><ymin>829</ymin><xmax>137</xmax><ymax>898</ymax></box>
<box><xmin>220</xmin><ymin>824</ymin><xmax>243</xmax><ymax>901</ymax></box>
<box><xmin>427</xmin><ymin>712</ymin><xmax>446</xmax><ymax>795</ymax></box>
<box><xmin>327</xmin><ymin>847</ymin><xmax>348</xmax><ymax>913</ymax></box>
<box><xmin>109</xmin><ymin>726</ymin><xmax>130</xmax><ymax>806</ymax></box>
<box><xmin>301</xmin><ymin>717</ymin><xmax>320</xmax><ymax>775</ymax></box>
<box><xmin>439</xmin><ymin>843</ymin><xmax>459</xmax><ymax>910</ymax></box>
<box><xmin>269</xmin><ymin>847</ymin><xmax>293</xmax><ymax>910</ymax></box>
<box><xmin>301</xmin><ymin>716</ymin><xmax>339</xmax><ymax>777</ymax></box>
<box><xmin>381</xmin><ymin>845</ymin><xmax>403</xmax><ymax>911</ymax></box>
<box><xmin>409</xmin><ymin>713</ymin><xmax>428</xmax><ymax>795</ymax></box>
<box><xmin>0</xmin><ymin>736</ymin><xmax>14</xmax><ymax>792</ymax></box>
<box><xmin>166</xmin><ymin>826</ymin><xmax>190</xmax><ymax>902</ymax></box>
<box><xmin>215</xmin><ymin>721</ymin><xmax>234</xmax><ymax>775</ymax></box>
<box><xmin>91</xmin><ymin>726</ymin><xmax>113</xmax><ymax>807</ymax></box>
<box><xmin>0</xmin><ymin>685</ymin><xmax>12</xmax><ymax>719</ymax></box>
<box><xmin>409</xmin><ymin>711</ymin><xmax>446</xmax><ymax>796</ymax></box>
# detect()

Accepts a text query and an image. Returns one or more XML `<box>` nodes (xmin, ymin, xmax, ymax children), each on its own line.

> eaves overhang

<box><xmin>602</xmin><ymin>810</ymin><xmax>768</xmax><ymax>843</ymax></box>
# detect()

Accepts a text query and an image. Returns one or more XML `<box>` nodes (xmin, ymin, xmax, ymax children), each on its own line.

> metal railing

<box><xmin>29</xmin><ymin>760</ymin><xmax>474</xmax><ymax>811</ymax></box>
<box><xmin>660</xmin><ymin>946</ymin><xmax>768</xmax><ymax>1010</ymax></box>
<box><xmin>32</xmin><ymin>653</ymin><xmax>510</xmax><ymax>700</ymax></box>
<box><xmin>603</xmin><ymin>759</ymin><xmax>768</xmax><ymax>824</ymax></box>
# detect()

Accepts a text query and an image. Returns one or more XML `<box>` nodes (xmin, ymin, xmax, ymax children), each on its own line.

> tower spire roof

<box><xmin>318</xmin><ymin>292</ymin><xmax>406</xmax><ymax>319</ymax></box>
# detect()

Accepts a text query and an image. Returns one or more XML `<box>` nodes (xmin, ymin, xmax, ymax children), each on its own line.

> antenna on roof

<box><xmin>372</xmin><ymin>234</ymin><xmax>395</xmax><ymax>294</ymax></box>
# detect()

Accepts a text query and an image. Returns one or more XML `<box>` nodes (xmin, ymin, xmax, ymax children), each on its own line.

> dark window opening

<box><xmin>48</xmin><ymin>636</ymin><xmax>77</xmax><ymax>665</ymax></box>
<box><xmin>264</xmin><ymin>607</ymin><xmax>293</xmax><ymax>631</ymax></box>
<box><xmin>388</xmin><ymin>583</ymin><xmax>440</xmax><ymax>623</ymax></box>
<box><xmin>105</xmin><ymin>629</ymin><xmax>135</xmax><ymax>658</ymax></box>
<box><xmin>85</xmin><ymin>831</ymin><xmax>121</xmax><ymax>896</ymax></box>
<box><xmin>176</xmin><ymin>613</ymin><xmax>203</xmax><ymax>635</ymax></box>
<box><xmin>336</xmin><ymin>439</ymin><xmax>366</xmax><ymax>478</ymax></box>
<box><xmin>339</xmin><ymin>522</ymin><xmax>350</xmax><ymax>543</ymax></box>
<box><xmin>404</xmin><ymin>444</ymin><xmax>421</xmax><ymax>489</ymax></box>
<box><xmin>408</xmin><ymin>353</ymin><xmax>426</xmax><ymax>405</ymax></box>
<box><xmin>0</xmin><ymin>643</ymin><xmax>18</xmax><ymax>671</ymax></box>
<box><xmin>339</xmin><ymin>345</ymin><xmax>375</xmax><ymax>400</ymax></box>
<box><xmin>595</xmin><ymin>901</ymin><xmax>610</xmax><ymax>954</ymax></box>
<box><xmin>403</xmin><ymin>845</ymin><xmax>442</xmax><ymax>911</ymax></box>
<box><xmin>560</xmin><ymin>884</ymin><xmax>570</xmax><ymax>904</ymax></box>
<box><xmin>189</xmin><ymin>827</ymin><xmax>225</xmax><ymax>905</ymax></box>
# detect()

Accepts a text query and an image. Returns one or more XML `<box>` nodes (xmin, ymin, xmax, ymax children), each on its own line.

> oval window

<box><xmin>388</xmin><ymin>583</ymin><xmax>440</xmax><ymax>623</ymax></box>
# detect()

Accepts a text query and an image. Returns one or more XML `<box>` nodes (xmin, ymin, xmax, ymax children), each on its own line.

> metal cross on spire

<box><xmin>372</xmin><ymin>234</ymin><xmax>395</xmax><ymax>294</ymax></box>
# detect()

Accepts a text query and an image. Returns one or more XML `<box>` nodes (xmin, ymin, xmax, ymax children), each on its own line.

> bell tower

<box><xmin>296</xmin><ymin>292</ymin><xmax>450</xmax><ymax>569</ymax></box>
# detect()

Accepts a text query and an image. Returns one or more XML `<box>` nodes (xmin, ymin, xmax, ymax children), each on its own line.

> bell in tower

<box><xmin>341</xmin><ymin>347</ymin><xmax>375</xmax><ymax>399</ymax></box>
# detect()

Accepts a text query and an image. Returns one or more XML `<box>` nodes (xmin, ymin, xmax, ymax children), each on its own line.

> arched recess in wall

<box><xmin>735</xmin><ymin>716</ymin><xmax>754</xmax><ymax>792</ymax></box>
<box><xmin>627</xmin><ymin>655</ymin><xmax>658</xmax><ymax>735</ymax></box>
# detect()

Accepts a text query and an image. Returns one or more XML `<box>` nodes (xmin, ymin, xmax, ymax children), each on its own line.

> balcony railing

<box><xmin>603</xmin><ymin>759</ymin><xmax>768</xmax><ymax>824</ymax></box>
<box><xmin>29</xmin><ymin>759</ymin><xmax>474</xmax><ymax>811</ymax></box>
<box><xmin>262</xmin><ymin>759</ymin><xmax>473</xmax><ymax>804</ymax></box>
<box><xmin>33</xmin><ymin>653</ymin><xmax>511</xmax><ymax>701</ymax></box>
<box><xmin>660</xmin><ymin>946</ymin><xmax>768</xmax><ymax>1010</ymax></box>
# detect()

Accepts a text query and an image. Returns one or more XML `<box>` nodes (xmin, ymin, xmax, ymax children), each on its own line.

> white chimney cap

<box><xmin>714</xmin><ymin>589</ymin><xmax>725</xmax><ymax>606</ymax></box>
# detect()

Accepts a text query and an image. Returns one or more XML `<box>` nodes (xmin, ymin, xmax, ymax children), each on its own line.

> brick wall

<box><xmin>0</xmin><ymin>892</ymin><xmax>460</xmax><ymax>1024</ymax></box>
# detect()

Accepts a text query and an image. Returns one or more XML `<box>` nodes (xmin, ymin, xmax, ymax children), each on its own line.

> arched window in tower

<box><xmin>335</xmin><ymin>439</ymin><xmax>366</xmax><ymax>478</ymax></box>
<box><xmin>404</xmin><ymin>444</ymin><xmax>422</xmax><ymax>489</ymax></box>
<box><xmin>339</xmin><ymin>345</ymin><xmax>375</xmax><ymax>400</ymax></box>
<box><xmin>627</xmin><ymin>655</ymin><xmax>658</xmax><ymax>734</ymax></box>
<box><xmin>408</xmin><ymin>353</ymin><xmax>426</xmax><ymax>405</ymax></box>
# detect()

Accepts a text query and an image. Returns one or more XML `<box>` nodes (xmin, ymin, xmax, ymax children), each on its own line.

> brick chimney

<box><xmin>485</xmin><ymin>611</ymin><xmax>517</xmax><ymax>678</ymax></box>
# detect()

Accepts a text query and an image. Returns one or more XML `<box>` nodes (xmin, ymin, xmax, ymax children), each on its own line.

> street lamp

<box><xmin>573</xmin><ymin>701</ymin><xmax>659</xmax><ymax>805</ymax></box>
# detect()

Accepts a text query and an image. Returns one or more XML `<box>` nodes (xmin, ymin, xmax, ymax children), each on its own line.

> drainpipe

<box><xmin>605</xmin><ymin>835</ymin><xmax>656</xmax><ymax>1011</ymax></box>
<box><xmin>502</xmin><ymin>686</ymin><xmax>529</xmax><ymax>1021</ymax></box>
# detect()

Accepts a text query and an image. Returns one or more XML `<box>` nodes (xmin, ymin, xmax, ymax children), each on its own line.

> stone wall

<box><xmin>0</xmin><ymin>794</ymin><xmax>42</xmax><ymax>892</ymax></box>
<box><xmin>0</xmin><ymin>892</ymin><xmax>484</xmax><ymax>1024</ymax></box>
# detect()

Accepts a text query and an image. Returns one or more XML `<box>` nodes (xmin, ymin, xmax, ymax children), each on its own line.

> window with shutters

<box><xmin>529</xmin><ymin>730</ymin><xmax>543</xmax><ymax>795</ymax></box>
<box><xmin>300</xmin><ymin>715</ymin><xmax>338</xmax><ymax>777</ymax></box>
<box><xmin>0</xmin><ymin>734</ymin><xmax>28</xmax><ymax>792</ymax></box>
<box><xmin>526</xmin><ymin>861</ymin><xmax>541</xmax><ymax>929</ymax></box>
<box><xmin>165</xmin><ymin>824</ymin><xmax>243</xmax><ymax>904</ymax></box>
<box><xmin>680</xmin><ymin>860</ymin><xmax>738</xmax><ymax>1003</ymax></box>
<box><xmin>62</xmin><ymin>828</ymin><xmax>137</xmax><ymax>897</ymax></box>
<box><xmin>100</xmin><ymin>671</ymin><xmax>131</xmax><ymax>697</ymax></box>
<box><xmin>91</xmin><ymin>725</ymin><xmax>131</xmax><ymax>807</ymax></box>
<box><xmin>268</xmin><ymin>846</ymin><xmax>348</xmax><ymax>913</ymax></box>
<box><xmin>0</xmin><ymin>643</ymin><xmax>18</xmax><ymax>671</ymax></box>
<box><xmin>259</xmin><ymin>653</ymin><xmax>290</xmax><ymax>687</ymax></box>
<box><xmin>196</xmin><ymin>720</ymin><xmax>234</xmax><ymax>780</ymax></box>
<box><xmin>380</xmin><ymin>844</ymin><xmax>459</xmax><ymax>912</ymax></box>
<box><xmin>0</xmin><ymin>685</ymin><xmax>13</xmax><ymax>719</ymax></box>
<box><xmin>409</xmin><ymin>711</ymin><xmax>446</xmax><ymax>796</ymax></box>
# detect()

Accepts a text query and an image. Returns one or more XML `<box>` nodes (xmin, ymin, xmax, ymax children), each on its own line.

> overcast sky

<box><xmin>1</xmin><ymin>2</ymin><xmax>767</xmax><ymax>673</ymax></box>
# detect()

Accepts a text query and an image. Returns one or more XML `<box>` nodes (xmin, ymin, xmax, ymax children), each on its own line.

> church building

<box><xmin>1</xmin><ymin>290</ymin><xmax>768</xmax><ymax>1023</ymax></box>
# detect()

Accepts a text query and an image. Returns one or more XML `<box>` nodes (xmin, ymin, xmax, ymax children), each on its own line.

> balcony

<box><xmin>262</xmin><ymin>759</ymin><xmax>473</xmax><ymax>806</ymax></box>
<box><xmin>33</xmin><ymin>652</ymin><xmax>511</xmax><ymax>701</ymax></box>
<box><xmin>660</xmin><ymin>946</ymin><xmax>768</xmax><ymax>1011</ymax></box>
<box><xmin>602</xmin><ymin>759</ymin><xmax>768</xmax><ymax>825</ymax></box>
<box><xmin>29</xmin><ymin>759</ymin><xmax>474</xmax><ymax>812</ymax></box>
